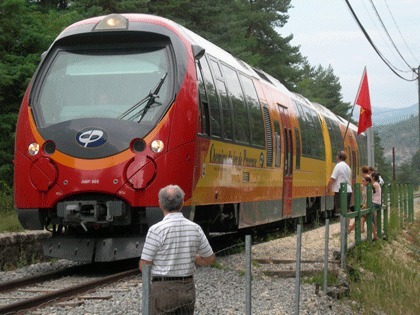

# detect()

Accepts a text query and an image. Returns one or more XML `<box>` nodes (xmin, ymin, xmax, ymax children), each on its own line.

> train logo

<box><xmin>76</xmin><ymin>128</ymin><xmax>107</xmax><ymax>148</ymax></box>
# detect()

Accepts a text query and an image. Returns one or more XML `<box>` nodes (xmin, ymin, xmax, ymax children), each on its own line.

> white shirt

<box><xmin>330</xmin><ymin>161</ymin><xmax>352</xmax><ymax>193</ymax></box>
<box><xmin>141</xmin><ymin>212</ymin><xmax>214</xmax><ymax>277</ymax></box>
<box><xmin>372</xmin><ymin>182</ymin><xmax>382</xmax><ymax>205</ymax></box>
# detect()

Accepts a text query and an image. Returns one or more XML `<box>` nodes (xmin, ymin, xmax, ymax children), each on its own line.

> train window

<box><xmin>262</xmin><ymin>106</ymin><xmax>273</xmax><ymax>166</ymax></box>
<box><xmin>356</xmin><ymin>134</ymin><xmax>368</xmax><ymax>167</ymax></box>
<box><xmin>294</xmin><ymin>101</ymin><xmax>325</xmax><ymax>160</ymax></box>
<box><xmin>239</xmin><ymin>75</ymin><xmax>265</xmax><ymax>147</ymax></box>
<box><xmin>35</xmin><ymin>46</ymin><xmax>172</xmax><ymax>126</ymax></box>
<box><xmin>210</xmin><ymin>59</ymin><xmax>223</xmax><ymax>78</ymax></box>
<box><xmin>325</xmin><ymin>117</ymin><xmax>343</xmax><ymax>156</ymax></box>
<box><xmin>352</xmin><ymin>149</ymin><xmax>357</xmax><ymax>178</ymax></box>
<box><xmin>294</xmin><ymin>127</ymin><xmax>301</xmax><ymax>169</ymax></box>
<box><xmin>195</xmin><ymin>61</ymin><xmax>210</xmax><ymax>135</ymax></box>
<box><xmin>288</xmin><ymin>129</ymin><xmax>293</xmax><ymax>175</ymax></box>
<box><xmin>347</xmin><ymin>146</ymin><xmax>352</xmax><ymax>170</ymax></box>
<box><xmin>200</xmin><ymin>57</ymin><xmax>221</xmax><ymax>137</ymax></box>
<box><xmin>215</xmin><ymin>79</ymin><xmax>233</xmax><ymax>140</ymax></box>
<box><xmin>274</xmin><ymin>121</ymin><xmax>281</xmax><ymax>167</ymax></box>
<box><xmin>313</xmin><ymin>113</ymin><xmax>325</xmax><ymax>159</ymax></box>
<box><xmin>221</xmin><ymin>64</ymin><xmax>250</xmax><ymax>143</ymax></box>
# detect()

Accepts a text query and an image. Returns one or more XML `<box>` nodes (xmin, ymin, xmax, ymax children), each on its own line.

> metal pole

<box><xmin>409</xmin><ymin>185</ymin><xmax>414</xmax><ymax>222</ymax></box>
<box><xmin>245</xmin><ymin>235</ymin><xmax>252</xmax><ymax>315</ymax></box>
<box><xmin>367</xmin><ymin>128</ymin><xmax>374</xmax><ymax>168</ymax></box>
<box><xmin>383</xmin><ymin>184</ymin><xmax>389</xmax><ymax>238</ymax></box>
<box><xmin>340</xmin><ymin>183</ymin><xmax>347</xmax><ymax>269</ymax></box>
<box><xmin>142</xmin><ymin>264</ymin><xmax>151</xmax><ymax>315</ymax></box>
<box><xmin>294</xmin><ymin>224</ymin><xmax>302</xmax><ymax>315</ymax></box>
<box><xmin>324</xmin><ymin>219</ymin><xmax>330</xmax><ymax>295</ymax></box>
<box><xmin>392</xmin><ymin>147</ymin><xmax>396</xmax><ymax>181</ymax></box>
<box><xmin>415</xmin><ymin>66</ymin><xmax>420</xmax><ymax>142</ymax></box>
<box><xmin>367</xmin><ymin>184</ymin><xmax>373</xmax><ymax>242</ymax></box>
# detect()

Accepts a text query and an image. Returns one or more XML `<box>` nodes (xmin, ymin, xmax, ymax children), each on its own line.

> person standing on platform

<box><xmin>348</xmin><ymin>175</ymin><xmax>371</xmax><ymax>233</ymax></box>
<box><xmin>139</xmin><ymin>184</ymin><xmax>215</xmax><ymax>314</ymax></box>
<box><xmin>370</xmin><ymin>173</ymin><xmax>381</xmax><ymax>240</ymax></box>
<box><xmin>328</xmin><ymin>151</ymin><xmax>352</xmax><ymax>216</ymax></box>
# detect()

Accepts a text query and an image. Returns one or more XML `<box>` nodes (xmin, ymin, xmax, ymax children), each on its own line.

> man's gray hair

<box><xmin>158</xmin><ymin>185</ymin><xmax>185</xmax><ymax>211</ymax></box>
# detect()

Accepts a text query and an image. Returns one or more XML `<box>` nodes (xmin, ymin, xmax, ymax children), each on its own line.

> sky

<box><xmin>279</xmin><ymin>0</ymin><xmax>420</xmax><ymax>110</ymax></box>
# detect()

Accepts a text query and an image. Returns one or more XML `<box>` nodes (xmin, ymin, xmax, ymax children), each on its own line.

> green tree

<box><xmin>147</xmin><ymin>0</ymin><xmax>303</xmax><ymax>89</ymax></box>
<box><xmin>71</xmin><ymin>0</ymin><xmax>149</xmax><ymax>17</ymax></box>
<box><xmin>396</xmin><ymin>149</ymin><xmax>420</xmax><ymax>187</ymax></box>
<box><xmin>0</xmin><ymin>113</ymin><xmax>16</xmax><ymax>187</ymax></box>
<box><xmin>411</xmin><ymin>149</ymin><xmax>420</xmax><ymax>187</ymax></box>
<box><xmin>294</xmin><ymin>60</ymin><xmax>351</xmax><ymax>118</ymax></box>
<box><xmin>373</xmin><ymin>131</ymin><xmax>392</xmax><ymax>184</ymax></box>
<box><xmin>0</xmin><ymin>0</ymin><xmax>81</xmax><ymax>188</ymax></box>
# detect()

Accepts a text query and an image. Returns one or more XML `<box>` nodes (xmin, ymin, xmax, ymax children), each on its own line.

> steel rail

<box><xmin>0</xmin><ymin>264</ymin><xmax>90</xmax><ymax>294</ymax></box>
<box><xmin>0</xmin><ymin>268</ymin><xmax>139</xmax><ymax>314</ymax></box>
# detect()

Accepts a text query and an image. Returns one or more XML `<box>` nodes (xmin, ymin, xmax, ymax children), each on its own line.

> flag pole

<box><xmin>343</xmin><ymin>103</ymin><xmax>356</xmax><ymax>149</ymax></box>
<box><xmin>367</xmin><ymin>127</ymin><xmax>375</xmax><ymax>168</ymax></box>
<box><xmin>343</xmin><ymin>67</ymin><xmax>367</xmax><ymax>149</ymax></box>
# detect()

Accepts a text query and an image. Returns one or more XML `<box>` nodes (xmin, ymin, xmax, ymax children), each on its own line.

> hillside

<box><xmin>352</xmin><ymin>103</ymin><xmax>418</xmax><ymax>126</ymax></box>
<box><xmin>376</xmin><ymin>115</ymin><xmax>419</xmax><ymax>165</ymax></box>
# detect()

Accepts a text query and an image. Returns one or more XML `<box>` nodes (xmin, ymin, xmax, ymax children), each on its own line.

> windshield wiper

<box><xmin>118</xmin><ymin>72</ymin><xmax>168</xmax><ymax>122</ymax></box>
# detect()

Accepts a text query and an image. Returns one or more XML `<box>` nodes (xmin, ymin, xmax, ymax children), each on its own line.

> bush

<box><xmin>0</xmin><ymin>181</ymin><xmax>23</xmax><ymax>232</ymax></box>
<box><xmin>0</xmin><ymin>181</ymin><xmax>13</xmax><ymax>213</ymax></box>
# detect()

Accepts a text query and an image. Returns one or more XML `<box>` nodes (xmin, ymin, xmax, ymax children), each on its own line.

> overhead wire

<box><xmin>344</xmin><ymin>0</ymin><xmax>417</xmax><ymax>81</ymax></box>
<box><xmin>383</xmin><ymin>0</ymin><xmax>420</xmax><ymax>65</ymax></box>
<box><xmin>368</xmin><ymin>0</ymin><xmax>413</xmax><ymax>72</ymax></box>
<box><xmin>360</xmin><ymin>0</ymin><xmax>410</xmax><ymax>74</ymax></box>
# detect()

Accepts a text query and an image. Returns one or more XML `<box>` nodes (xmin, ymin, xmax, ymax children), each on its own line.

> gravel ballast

<box><xmin>0</xmin><ymin>221</ymin><xmax>358</xmax><ymax>314</ymax></box>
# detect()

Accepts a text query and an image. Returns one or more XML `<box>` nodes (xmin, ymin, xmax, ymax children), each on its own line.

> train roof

<box><xmin>58</xmin><ymin>14</ymin><xmax>355</xmax><ymax>131</ymax></box>
<box><xmin>59</xmin><ymin>14</ymin><xmax>294</xmax><ymax>95</ymax></box>
<box><xmin>178</xmin><ymin>20</ymin><xmax>293</xmax><ymax>97</ymax></box>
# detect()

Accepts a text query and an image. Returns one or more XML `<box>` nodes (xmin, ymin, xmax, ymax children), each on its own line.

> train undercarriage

<box><xmin>17</xmin><ymin>193</ymin><xmax>333</xmax><ymax>262</ymax></box>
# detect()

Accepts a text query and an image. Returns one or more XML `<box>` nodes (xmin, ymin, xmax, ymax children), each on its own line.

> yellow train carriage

<box><xmin>287</xmin><ymin>95</ymin><xmax>330</xmax><ymax>218</ymax></box>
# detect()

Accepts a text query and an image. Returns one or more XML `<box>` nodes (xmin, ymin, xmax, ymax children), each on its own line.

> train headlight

<box><xmin>28</xmin><ymin>143</ymin><xmax>40</xmax><ymax>156</ymax></box>
<box><xmin>150</xmin><ymin>140</ymin><xmax>164</xmax><ymax>153</ymax></box>
<box><xmin>94</xmin><ymin>14</ymin><xmax>128</xmax><ymax>30</ymax></box>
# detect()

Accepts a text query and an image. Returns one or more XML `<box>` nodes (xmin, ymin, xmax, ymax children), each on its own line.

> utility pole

<box><xmin>414</xmin><ymin>66</ymin><xmax>420</xmax><ymax>146</ymax></box>
<box><xmin>367</xmin><ymin>128</ymin><xmax>374</xmax><ymax>168</ymax></box>
<box><xmin>417</xmin><ymin>66</ymin><xmax>420</xmax><ymax>146</ymax></box>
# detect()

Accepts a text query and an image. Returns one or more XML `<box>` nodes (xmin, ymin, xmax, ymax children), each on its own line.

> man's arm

<box><xmin>327</xmin><ymin>177</ymin><xmax>335</xmax><ymax>192</ymax></box>
<box><xmin>139</xmin><ymin>259</ymin><xmax>152</xmax><ymax>272</ymax></box>
<box><xmin>195</xmin><ymin>253</ymin><xmax>215</xmax><ymax>266</ymax></box>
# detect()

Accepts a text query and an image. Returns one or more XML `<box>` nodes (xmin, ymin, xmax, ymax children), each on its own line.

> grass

<box><xmin>0</xmin><ymin>185</ymin><xmax>24</xmax><ymax>232</ymax></box>
<box><xmin>0</xmin><ymin>212</ymin><xmax>24</xmax><ymax>232</ymax></box>
<box><xmin>304</xmin><ymin>271</ymin><xmax>340</xmax><ymax>287</ymax></box>
<box><xmin>345</xmin><ymin>215</ymin><xmax>419</xmax><ymax>314</ymax></box>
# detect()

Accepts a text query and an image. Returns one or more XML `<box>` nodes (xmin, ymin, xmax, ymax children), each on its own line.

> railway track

<box><xmin>1</xmin><ymin>194</ymin><xmax>416</xmax><ymax>314</ymax></box>
<box><xmin>0</xmin><ymin>265</ymin><xmax>139</xmax><ymax>314</ymax></box>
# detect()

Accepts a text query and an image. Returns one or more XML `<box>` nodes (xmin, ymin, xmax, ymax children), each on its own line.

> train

<box><xmin>14</xmin><ymin>13</ymin><xmax>367</xmax><ymax>262</ymax></box>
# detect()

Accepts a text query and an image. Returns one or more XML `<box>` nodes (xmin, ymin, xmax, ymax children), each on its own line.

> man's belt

<box><xmin>152</xmin><ymin>275</ymin><xmax>193</xmax><ymax>282</ymax></box>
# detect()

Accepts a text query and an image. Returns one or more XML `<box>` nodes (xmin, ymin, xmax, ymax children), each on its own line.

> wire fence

<box><xmin>140</xmin><ymin>182</ymin><xmax>415</xmax><ymax>314</ymax></box>
<box><xmin>338</xmin><ymin>182</ymin><xmax>415</xmax><ymax>268</ymax></box>
<box><xmin>140</xmin><ymin>221</ymin><xmax>340</xmax><ymax>315</ymax></box>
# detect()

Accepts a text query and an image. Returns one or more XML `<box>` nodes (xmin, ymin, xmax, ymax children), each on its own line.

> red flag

<box><xmin>356</xmin><ymin>68</ymin><xmax>372</xmax><ymax>134</ymax></box>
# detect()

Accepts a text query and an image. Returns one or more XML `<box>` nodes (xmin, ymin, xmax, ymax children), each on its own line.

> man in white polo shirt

<box><xmin>139</xmin><ymin>184</ymin><xmax>215</xmax><ymax>314</ymax></box>
<box><xmin>328</xmin><ymin>151</ymin><xmax>352</xmax><ymax>216</ymax></box>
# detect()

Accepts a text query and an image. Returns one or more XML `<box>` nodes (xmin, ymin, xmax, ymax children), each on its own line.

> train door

<box><xmin>277</xmin><ymin>105</ymin><xmax>293</xmax><ymax>217</ymax></box>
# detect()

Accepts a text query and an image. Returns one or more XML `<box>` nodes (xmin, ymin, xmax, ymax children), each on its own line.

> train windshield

<box><xmin>35</xmin><ymin>45</ymin><xmax>172</xmax><ymax>126</ymax></box>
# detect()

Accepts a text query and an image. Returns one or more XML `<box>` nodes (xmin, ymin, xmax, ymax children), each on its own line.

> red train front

<box><xmin>14</xmin><ymin>14</ymin><xmax>200</xmax><ymax>261</ymax></box>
